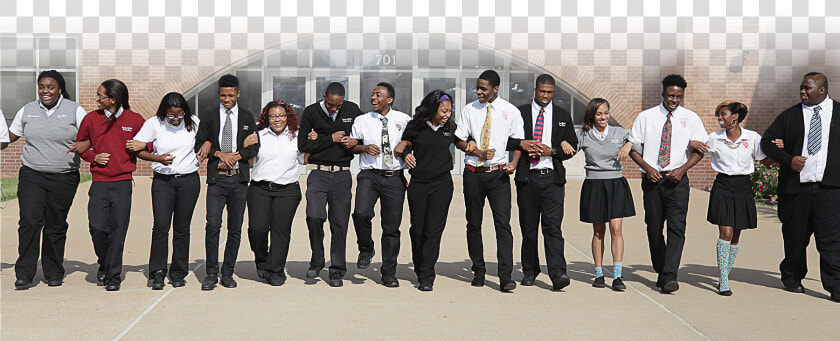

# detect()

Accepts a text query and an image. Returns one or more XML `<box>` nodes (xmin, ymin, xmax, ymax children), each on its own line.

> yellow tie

<box><xmin>478</xmin><ymin>104</ymin><xmax>492</xmax><ymax>166</ymax></box>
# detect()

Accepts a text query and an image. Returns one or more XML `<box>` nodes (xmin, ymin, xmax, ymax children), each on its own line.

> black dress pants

<box><xmin>88</xmin><ymin>180</ymin><xmax>133</xmax><ymax>285</ymax></box>
<box><xmin>462</xmin><ymin>168</ymin><xmax>514</xmax><ymax>280</ymax></box>
<box><xmin>778</xmin><ymin>183</ymin><xmax>840</xmax><ymax>292</ymax></box>
<box><xmin>149</xmin><ymin>172</ymin><xmax>200</xmax><ymax>280</ymax></box>
<box><xmin>408</xmin><ymin>176</ymin><xmax>453</xmax><ymax>285</ymax></box>
<box><xmin>247</xmin><ymin>182</ymin><xmax>301</xmax><ymax>277</ymax></box>
<box><xmin>352</xmin><ymin>170</ymin><xmax>406</xmax><ymax>276</ymax></box>
<box><xmin>641</xmin><ymin>174</ymin><xmax>689</xmax><ymax>281</ymax></box>
<box><xmin>515</xmin><ymin>171</ymin><xmax>567</xmax><ymax>279</ymax></box>
<box><xmin>15</xmin><ymin>166</ymin><xmax>79</xmax><ymax>281</ymax></box>
<box><xmin>204</xmin><ymin>174</ymin><xmax>248</xmax><ymax>277</ymax></box>
<box><xmin>305</xmin><ymin>169</ymin><xmax>352</xmax><ymax>277</ymax></box>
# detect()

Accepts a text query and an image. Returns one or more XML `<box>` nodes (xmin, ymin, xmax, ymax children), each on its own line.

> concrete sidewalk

<box><xmin>1</xmin><ymin>176</ymin><xmax>836</xmax><ymax>340</ymax></box>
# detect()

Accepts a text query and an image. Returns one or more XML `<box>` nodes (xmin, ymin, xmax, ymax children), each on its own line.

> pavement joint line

<box><xmin>113</xmin><ymin>234</ymin><xmax>231</xmax><ymax>341</ymax></box>
<box><xmin>565</xmin><ymin>240</ymin><xmax>711</xmax><ymax>340</ymax></box>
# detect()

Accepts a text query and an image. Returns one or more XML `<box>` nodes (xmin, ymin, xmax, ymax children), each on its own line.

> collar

<box><xmin>802</xmin><ymin>96</ymin><xmax>833</xmax><ymax>112</ymax></box>
<box><xmin>658</xmin><ymin>102</ymin><xmax>680</xmax><ymax>117</ymax></box>
<box><xmin>531</xmin><ymin>100</ymin><xmax>550</xmax><ymax>113</ymax></box>
<box><xmin>38</xmin><ymin>94</ymin><xmax>63</xmax><ymax>112</ymax></box>
<box><xmin>261</xmin><ymin>126</ymin><xmax>290</xmax><ymax>137</ymax></box>
<box><xmin>426</xmin><ymin>121</ymin><xmax>442</xmax><ymax>131</ymax></box>
<box><xmin>593</xmin><ymin>125</ymin><xmax>609</xmax><ymax>136</ymax></box>
<box><xmin>220</xmin><ymin>103</ymin><xmax>238</xmax><ymax>115</ymax></box>
<box><xmin>714</xmin><ymin>128</ymin><xmax>744</xmax><ymax>143</ymax></box>
<box><xmin>104</xmin><ymin>106</ymin><xmax>124</xmax><ymax>119</ymax></box>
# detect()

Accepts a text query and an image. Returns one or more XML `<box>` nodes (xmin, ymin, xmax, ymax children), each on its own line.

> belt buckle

<box><xmin>267</xmin><ymin>182</ymin><xmax>276</xmax><ymax>190</ymax></box>
<box><xmin>384</xmin><ymin>170</ymin><xmax>395</xmax><ymax>177</ymax></box>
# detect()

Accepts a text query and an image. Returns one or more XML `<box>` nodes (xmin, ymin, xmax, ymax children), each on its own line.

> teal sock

<box><xmin>728</xmin><ymin>244</ymin><xmax>740</xmax><ymax>277</ymax></box>
<box><xmin>613</xmin><ymin>263</ymin><xmax>623</xmax><ymax>279</ymax></box>
<box><xmin>717</xmin><ymin>239</ymin><xmax>731</xmax><ymax>292</ymax></box>
<box><xmin>595</xmin><ymin>267</ymin><xmax>604</xmax><ymax>278</ymax></box>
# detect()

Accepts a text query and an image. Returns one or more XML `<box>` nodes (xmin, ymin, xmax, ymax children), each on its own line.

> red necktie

<box><xmin>657</xmin><ymin>112</ymin><xmax>672</xmax><ymax>168</ymax></box>
<box><xmin>531</xmin><ymin>107</ymin><xmax>545</xmax><ymax>167</ymax></box>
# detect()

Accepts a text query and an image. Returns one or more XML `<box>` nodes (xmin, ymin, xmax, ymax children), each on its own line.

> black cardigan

<box><xmin>760</xmin><ymin>100</ymin><xmax>840</xmax><ymax>193</ymax></box>
<box><xmin>510</xmin><ymin>103</ymin><xmax>578</xmax><ymax>184</ymax></box>
<box><xmin>297</xmin><ymin>101</ymin><xmax>363</xmax><ymax>167</ymax></box>
<box><xmin>194</xmin><ymin>106</ymin><xmax>259</xmax><ymax>184</ymax></box>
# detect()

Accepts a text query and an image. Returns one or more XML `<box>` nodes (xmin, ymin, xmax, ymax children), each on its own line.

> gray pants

<box><xmin>305</xmin><ymin>169</ymin><xmax>352</xmax><ymax>277</ymax></box>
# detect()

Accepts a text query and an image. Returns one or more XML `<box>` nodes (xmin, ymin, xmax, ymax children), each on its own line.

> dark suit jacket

<box><xmin>760</xmin><ymin>100</ymin><xmax>840</xmax><ymax>193</ymax></box>
<box><xmin>511</xmin><ymin>102</ymin><xmax>578</xmax><ymax>184</ymax></box>
<box><xmin>194</xmin><ymin>106</ymin><xmax>259</xmax><ymax>184</ymax></box>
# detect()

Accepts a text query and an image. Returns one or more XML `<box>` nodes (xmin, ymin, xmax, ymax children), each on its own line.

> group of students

<box><xmin>3</xmin><ymin>69</ymin><xmax>839</xmax><ymax>302</ymax></box>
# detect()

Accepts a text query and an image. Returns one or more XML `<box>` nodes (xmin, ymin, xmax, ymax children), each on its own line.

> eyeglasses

<box><xmin>96</xmin><ymin>93</ymin><xmax>111</xmax><ymax>100</ymax></box>
<box><xmin>268</xmin><ymin>115</ymin><xmax>287</xmax><ymax>120</ymax></box>
<box><xmin>166</xmin><ymin>114</ymin><xmax>186</xmax><ymax>119</ymax></box>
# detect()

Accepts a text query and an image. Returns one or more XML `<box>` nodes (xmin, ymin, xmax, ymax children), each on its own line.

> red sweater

<box><xmin>77</xmin><ymin>109</ymin><xmax>145</xmax><ymax>182</ymax></box>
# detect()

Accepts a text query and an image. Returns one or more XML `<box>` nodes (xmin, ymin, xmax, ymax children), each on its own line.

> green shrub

<box><xmin>750</xmin><ymin>161</ymin><xmax>778</xmax><ymax>204</ymax></box>
<box><xmin>1</xmin><ymin>174</ymin><xmax>92</xmax><ymax>202</ymax></box>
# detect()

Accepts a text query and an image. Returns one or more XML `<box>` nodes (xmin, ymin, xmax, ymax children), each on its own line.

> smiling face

<box><xmin>323</xmin><ymin>93</ymin><xmax>344</xmax><ymax>115</ymax></box>
<box><xmin>268</xmin><ymin>106</ymin><xmax>288</xmax><ymax>134</ymax></box>
<box><xmin>219</xmin><ymin>87</ymin><xmax>240</xmax><ymax>109</ymax></box>
<box><xmin>534</xmin><ymin>83</ymin><xmax>555</xmax><ymax>107</ymax></box>
<box><xmin>594</xmin><ymin>103</ymin><xmax>610</xmax><ymax>131</ymax></box>
<box><xmin>475</xmin><ymin>79</ymin><xmax>498</xmax><ymax>104</ymax></box>
<box><xmin>715</xmin><ymin>106</ymin><xmax>738</xmax><ymax>129</ymax></box>
<box><xmin>95</xmin><ymin>85</ymin><xmax>116</xmax><ymax>112</ymax></box>
<box><xmin>38</xmin><ymin>77</ymin><xmax>61</xmax><ymax>108</ymax></box>
<box><xmin>800</xmin><ymin>77</ymin><xmax>827</xmax><ymax>107</ymax></box>
<box><xmin>165</xmin><ymin>107</ymin><xmax>185</xmax><ymax>126</ymax></box>
<box><xmin>432</xmin><ymin>100</ymin><xmax>452</xmax><ymax>126</ymax></box>
<box><xmin>661</xmin><ymin>86</ymin><xmax>684</xmax><ymax>112</ymax></box>
<box><xmin>370</xmin><ymin>86</ymin><xmax>392</xmax><ymax>113</ymax></box>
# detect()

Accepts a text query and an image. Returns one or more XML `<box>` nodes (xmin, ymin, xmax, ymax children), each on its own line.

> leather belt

<box><xmin>218</xmin><ymin>168</ymin><xmax>240</xmax><ymax>176</ymax></box>
<box><xmin>307</xmin><ymin>164</ymin><xmax>349</xmax><ymax>172</ymax></box>
<box><xmin>368</xmin><ymin>169</ymin><xmax>403</xmax><ymax>177</ymax></box>
<box><xmin>155</xmin><ymin>172</ymin><xmax>197</xmax><ymax>179</ymax></box>
<box><xmin>529</xmin><ymin>168</ymin><xmax>553</xmax><ymax>175</ymax></box>
<box><xmin>464</xmin><ymin>164</ymin><xmax>504</xmax><ymax>173</ymax></box>
<box><xmin>251</xmin><ymin>180</ymin><xmax>297</xmax><ymax>190</ymax></box>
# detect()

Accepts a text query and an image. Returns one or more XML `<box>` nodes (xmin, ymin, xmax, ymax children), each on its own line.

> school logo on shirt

<box><xmin>443</xmin><ymin>132</ymin><xmax>452</xmax><ymax>136</ymax></box>
<box><xmin>611</xmin><ymin>138</ymin><xmax>622</xmax><ymax>144</ymax></box>
<box><xmin>122</xmin><ymin>126</ymin><xmax>133</xmax><ymax>132</ymax></box>
<box><xmin>396</xmin><ymin>123</ymin><xmax>404</xmax><ymax>131</ymax></box>
<box><xmin>243</xmin><ymin>125</ymin><xmax>249</xmax><ymax>130</ymax></box>
<box><xmin>680</xmin><ymin>118</ymin><xmax>688</xmax><ymax>128</ymax></box>
<box><xmin>56</xmin><ymin>114</ymin><xmax>68</xmax><ymax>119</ymax></box>
<box><xmin>558</xmin><ymin>122</ymin><xmax>566</xmax><ymax>127</ymax></box>
<box><xmin>501</xmin><ymin>111</ymin><xmax>509</xmax><ymax>120</ymax></box>
<box><xmin>342</xmin><ymin>118</ymin><xmax>353</xmax><ymax>123</ymax></box>
<box><xmin>742</xmin><ymin>140</ymin><xmax>749</xmax><ymax>149</ymax></box>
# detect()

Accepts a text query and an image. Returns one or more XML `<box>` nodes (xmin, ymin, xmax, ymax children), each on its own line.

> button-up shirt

<box><xmin>455</xmin><ymin>97</ymin><xmax>525</xmax><ymax>167</ymax></box>
<box><xmin>250</xmin><ymin>127</ymin><xmax>304</xmax><ymax>185</ymax></box>
<box><xmin>133</xmin><ymin>116</ymin><xmax>201</xmax><ymax>175</ymax></box>
<box><xmin>350</xmin><ymin>110</ymin><xmax>411</xmax><ymax>170</ymax></box>
<box><xmin>628</xmin><ymin>102</ymin><xmax>708</xmax><ymax>172</ymax></box>
<box><xmin>530</xmin><ymin>100</ymin><xmax>554</xmax><ymax>170</ymax></box>
<box><xmin>707</xmin><ymin>128</ymin><xmax>766</xmax><ymax>176</ymax></box>
<box><xmin>218</xmin><ymin>103</ymin><xmax>239</xmax><ymax>169</ymax></box>
<box><xmin>800</xmin><ymin>96</ymin><xmax>833</xmax><ymax>183</ymax></box>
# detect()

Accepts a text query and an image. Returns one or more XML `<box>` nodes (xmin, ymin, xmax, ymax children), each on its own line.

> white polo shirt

<box><xmin>707</xmin><ymin>128</ymin><xmax>766</xmax><ymax>176</ymax></box>
<box><xmin>455</xmin><ymin>97</ymin><xmax>525</xmax><ymax>167</ymax></box>
<box><xmin>799</xmin><ymin>97</ymin><xmax>833</xmax><ymax>183</ymax></box>
<box><xmin>628</xmin><ymin>102</ymin><xmax>708</xmax><ymax>172</ymax></box>
<box><xmin>133</xmin><ymin>116</ymin><xmax>201</xmax><ymax>175</ymax></box>
<box><xmin>250</xmin><ymin>127</ymin><xmax>304</xmax><ymax>185</ymax></box>
<box><xmin>0</xmin><ymin>109</ymin><xmax>9</xmax><ymax>143</ymax></box>
<box><xmin>9</xmin><ymin>95</ymin><xmax>88</xmax><ymax>136</ymax></box>
<box><xmin>350</xmin><ymin>109</ymin><xmax>411</xmax><ymax>170</ymax></box>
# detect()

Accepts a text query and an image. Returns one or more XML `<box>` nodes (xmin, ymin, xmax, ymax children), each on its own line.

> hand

<box><xmin>465</xmin><ymin>140</ymin><xmax>477</xmax><ymax>154</ymax></box>
<box><xmin>94</xmin><ymin>153</ymin><xmax>111</xmax><ymax>166</ymax></box>
<box><xmin>364</xmin><ymin>144</ymin><xmax>381</xmax><ymax>156</ymax></box>
<box><xmin>217</xmin><ymin>162</ymin><xmax>230</xmax><ymax>170</ymax></box>
<box><xmin>158</xmin><ymin>153</ymin><xmax>175</xmax><ymax>166</ymax></box>
<box><xmin>243</xmin><ymin>132</ymin><xmax>259</xmax><ymax>148</ymax></box>
<box><xmin>773</xmin><ymin>139</ymin><xmax>785</xmax><ymax>149</ymax></box>
<box><xmin>519</xmin><ymin>140</ymin><xmax>539</xmax><ymax>152</ymax></box>
<box><xmin>504</xmin><ymin>162</ymin><xmax>517</xmax><ymax>174</ymax></box>
<box><xmin>644</xmin><ymin>166</ymin><xmax>662</xmax><ymax>182</ymax></box>
<box><xmin>617</xmin><ymin>142</ymin><xmax>632</xmax><ymax>161</ymax></box>
<box><xmin>394</xmin><ymin>141</ymin><xmax>411</xmax><ymax>158</ymax></box>
<box><xmin>404</xmin><ymin>154</ymin><xmax>417</xmax><ymax>168</ymax></box>
<box><xmin>197</xmin><ymin>141</ymin><xmax>211</xmax><ymax>162</ymax></box>
<box><xmin>529</xmin><ymin>143</ymin><xmax>552</xmax><ymax>158</ymax></box>
<box><xmin>560</xmin><ymin>141</ymin><xmax>575</xmax><ymax>156</ymax></box>
<box><xmin>215</xmin><ymin>151</ymin><xmax>240</xmax><ymax>168</ymax></box>
<box><xmin>665</xmin><ymin>167</ymin><xmax>686</xmax><ymax>183</ymax></box>
<box><xmin>125</xmin><ymin>139</ymin><xmax>147</xmax><ymax>152</ymax></box>
<box><xmin>332</xmin><ymin>131</ymin><xmax>346</xmax><ymax>143</ymax></box>
<box><xmin>482</xmin><ymin>148</ymin><xmax>496</xmax><ymax>160</ymax></box>
<box><xmin>341</xmin><ymin>137</ymin><xmax>359</xmax><ymax>149</ymax></box>
<box><xmin>689</xmin><ymin>140</ymin><xmax>710</xmax><ymax>154</ymax></box>
<box><xmin>67</xmin><ymin>140</ymin><xmax>91</xmax><ymax>154</ymax></box>
<box><xmin>791</xmin><ymin>156</ymin><xmax>807</xmax><ymax>172</ymax></box>
<box><xmin>308</xmin><ymin>129</ymin><xmax>318</xmax><ymax>141</ymax></box>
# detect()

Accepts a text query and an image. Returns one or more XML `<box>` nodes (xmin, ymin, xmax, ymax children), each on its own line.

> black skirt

<box><xmin>706</xmin><ymin>173</ymin><xmax>757</xmax><ymax>230</ymax></box>
<box><xmin>580</xmin><ymin>177</ymin><xmax>636</xmax><ymax>223</ymax></box>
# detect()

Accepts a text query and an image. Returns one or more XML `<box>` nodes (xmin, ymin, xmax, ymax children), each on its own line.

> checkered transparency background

<box><xmin>2</xmin><ymin>0</ymin><xmax>838</xmax><ymax>186</ymax></box>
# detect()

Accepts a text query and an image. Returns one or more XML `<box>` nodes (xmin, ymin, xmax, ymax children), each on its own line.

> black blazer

<box><xmin>194</xmin><ymin>106</ymin><xmax>259</xmax><ymax>184</ymax></box>
<box><xmin>760</xmin><ymin>100</ymin><xmax>840</xmax><ymax>193</ymax></box>
<box><xmin>511</xmin><ymin>103</ymin><xmax>578</xmax><ymax>184</ymax></box>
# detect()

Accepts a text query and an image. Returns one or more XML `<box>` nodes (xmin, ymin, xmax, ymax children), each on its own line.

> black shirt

<box><xmin>402</xmin><ymin>122</ymin><xmax>459</xmax><ymax>182</ymax></box>
<box><xmin>298</xmin><ymin>100</ymin><xmax>363</xmax><ymax>167</ymax></box>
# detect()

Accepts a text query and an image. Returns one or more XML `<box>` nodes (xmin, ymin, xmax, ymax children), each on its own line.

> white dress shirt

<box><xmin>455</xmin><ymin>97</ymin><xmax>525</xmax><ymax>167</ymax></box>
<box><xmin>530</xmin><ymin>101</ymin><xmax>554</xmax><ymax>170</ymax></box>
<box><xmin>350</xmin><ymin>110</ymin><xmax>411</xmax><ymax>170</ymax></box>
<box><xmin>593</xmin><ymin>125</ymin><xmax>608</xmax><ymax>141</ymax></box>
<box><xmin>218</xmin><ymin>103</ymin><xmax>239</xmax><ymax>169</ymax></box>
<box><xmin>0</xmin><ymin>109</ymin><xmax>9</xmax><ymax>143</ymax></box>
<box><xmin>707</xmin><ymin>128</ymin><xmax>767</xmax><ymax>176</ymax></box>
<box><xmin>251</xmin><ymin>127</ymin><xmax>304</xmax><ymax>185</ymax></box>
<box><xmin>9</xmin><ymin>95</ymin><xmax>88</xmax><ymax>136</ymax></box>
<box><xmin>133</xmin><ymin>116</ymin><xmax>201</xmax><ymax>175</ymax></box>
<box><xmin>799</xmin><ymin>96</ymin><xmax>833</xmax><ymax>183</ymax></box>
<box><xmin>628</xmin><ymin>102</ymin><xmax>708</xmax><ymax>172</ymax></box>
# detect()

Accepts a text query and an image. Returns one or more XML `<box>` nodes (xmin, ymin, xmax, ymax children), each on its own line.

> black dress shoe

<box><xmin>521</xmin><ymin>275</ymin><xmax>536</xmax><ymax>286</ymax></box>
<box><xmin>655</xmin><ymin>277</ymin><xmax>665</xmax><ymax>288</ymax></box>
<box><xmin>306</xmin><ymin>267</ymin><xmax>323</xmax><ymax>279</ymax></box>
<box><xmin>661</xmin><ymin>280</ymin><xmax>680</xmax><ymax>293</ymax></box>
<box><xmin>268</xmin><ymin>274</ymin><xmax>286</xmax><ymax>287</ymax></box>
<box><xmin>47</xmin><ymin>278</ymin><xmax>63</xmax><ymax>287</ymax></box>
<box><xmin>500</xmin><ymin>279</ymin><xmax>516</xmax><ymax>292</ymax></box>
<box><xmin>257</xmin><ymin>268</ymin><xmax>265</xmax><ymax>279</ymax></box>
<box><xmin>105</xmin><ymin>283</ymin><xmax>120</xmax><ymax>291</ymax></box>
<box><xmin>328</xmin><ymin>272</ymin><xmax>343</xmax><ymax>287</ymax></box>
<box><xmin>471</xmin><ymin>274</ymin><xmax>485</xmax><ymax>287</ymax></box>
<box><xmin>611</xmin><ymin>277</ymin><xmax>626</xmax><ymax>291</ymax></box>
<box><xmin>220</xmin><ymin>275</ymin><xmax>237</xmax><ymax>288</ymax></box>
<box><xmin>171</xmin><ymin>278</ymin><xmax>186</xmax><ymax>287</ymax></box>
<box><xmin>151</xmin><ymin>271</ymin><xmax>166</xmax><ymax>290</ymax></box>
<box><xmin>382</xmin><ymin>275</ymin><xmax>399</xmax><ymax>287</ymax></box>
<box><xmin>719</xmin><ymin>289</ymin><xmax>733</xmax><ymax>296</ymax></box>
<box><xmin>357</xmin><ymin>251</ymin><xmax>374</xmax><ymax>269</ymax></box>
<box><xmin>201</xmin><ymin>275</ymin><xmax>218</xmax><ymax>291</ymax></box>
<box><xmin>831</xmin><ymin>291</ymin><xmax>840</xmax><ymax>302</ymax></box>
<box><xmin>14</xmin><ymin>278</ymin><xmax>32</xmax><ymax>288</ymax></box>
<box><xmin>592</xmin><ymin>276</ymin><xmax>606</xmax><ymax>288</ymax></box>
<box><xmin>97</xmin><ymin>270</ymin><xmax>106</xmax><ymax>283</ymax></box>
<box><xmin>418</xmin><ymin>284</ymin><xmax>433</xmax><ymax>292</ymax></box>
<box><xmin>552</xmin><ymin>274</ymin><xmax>571</xmax><ymax>291</ymax></box>
<box><xmin>783</xmin><ymin>281</ymin><xmax>805</xmax><ymax>293</ymax></box>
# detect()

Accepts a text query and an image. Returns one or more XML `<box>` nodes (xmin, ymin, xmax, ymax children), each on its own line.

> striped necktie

<box><xmin>531</xmin><ymin>106</ymin><xmax>545</xmax><ymax>167</ymax></box>
<box><xmin>807</xmin><ymin>106</ymin><xmax>822</xmax><ymax>155</ymax></box>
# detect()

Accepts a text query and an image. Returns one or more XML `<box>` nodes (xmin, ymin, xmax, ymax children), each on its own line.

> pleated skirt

<box><xmin>579</xmin><ymin>177</ymin><xmax>636</xmax><ymax>223</ymax></box>
<box><xmin>706</xmin><ymin>173</ymin><xmax>757</xmax><ymax>230</ymax></box>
